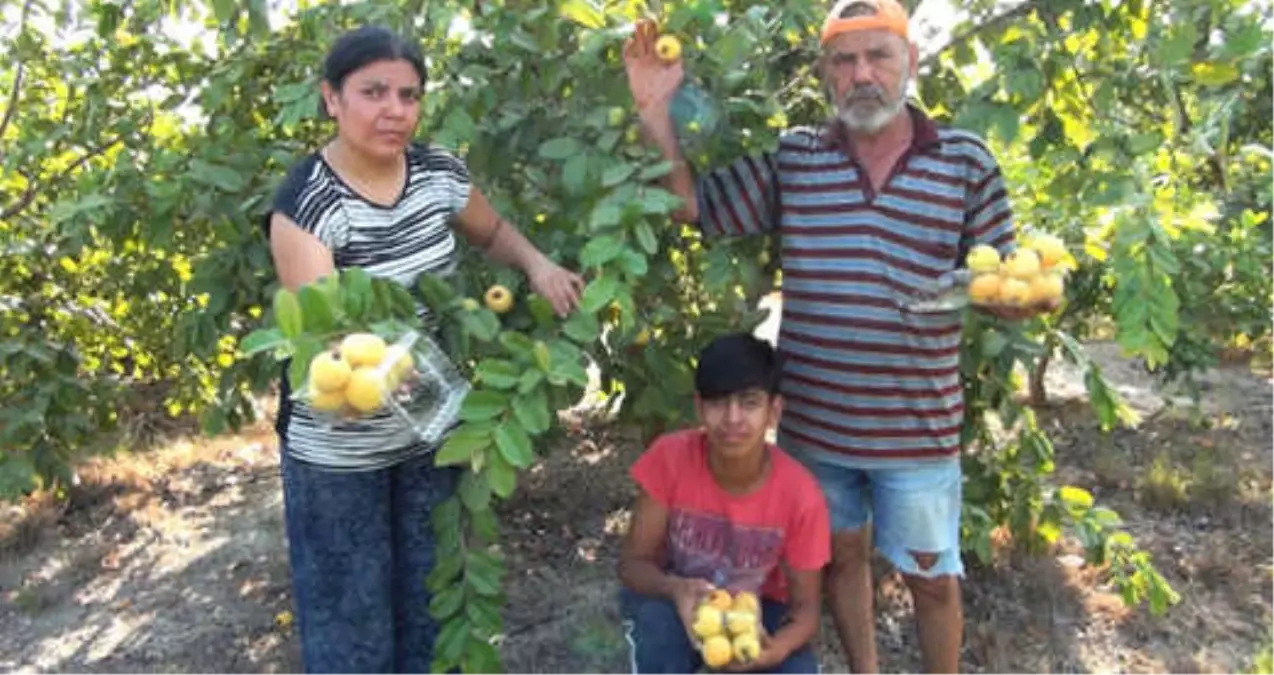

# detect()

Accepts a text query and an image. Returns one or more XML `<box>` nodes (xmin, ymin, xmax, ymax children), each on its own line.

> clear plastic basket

<box><xmin>294</xmin><ymin>328</ymin><xmax>470</xmax><ymax>447</ymax></box>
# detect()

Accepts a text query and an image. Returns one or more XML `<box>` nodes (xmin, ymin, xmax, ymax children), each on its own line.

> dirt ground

<box><xmin>1</xmin><ymin>338</ymin><xmax>1270</xmax><ymax>674</ymax></box>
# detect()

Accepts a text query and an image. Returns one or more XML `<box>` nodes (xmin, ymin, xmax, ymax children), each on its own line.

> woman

<box><xmin>264</xmin><ymin>25</ymin><xmax>584</xmax><ymax>673</ymax></box>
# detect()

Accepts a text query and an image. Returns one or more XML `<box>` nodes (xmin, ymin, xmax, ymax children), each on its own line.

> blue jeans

<box><xmin>802</xmin><ymin>457</ymin><xmax>964</xmax><ymax>578</ymax></box>
<box><xmin>280</xmin><ymin>446</ymin><xmax>457</xmax><ymax>673</ymax></box>
<box><xmin>620</xmin><ymin>589</ymin><xmax>820</xmax><ymax>673</ymax></box>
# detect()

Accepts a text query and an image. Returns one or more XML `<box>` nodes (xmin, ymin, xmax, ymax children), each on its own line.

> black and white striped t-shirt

<box><xmin>268</xmin><ymin>143</ymin><xmax>470</xmax><ymax>470</ymax></box>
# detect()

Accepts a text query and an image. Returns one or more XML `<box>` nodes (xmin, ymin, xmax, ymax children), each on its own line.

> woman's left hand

<box><xmin>527</xmin><ymin>258</ymin><xmax>585</xmax><ymax>317</ymax></box>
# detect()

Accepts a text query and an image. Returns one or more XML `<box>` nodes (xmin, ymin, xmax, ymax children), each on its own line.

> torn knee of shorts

<box><xmin>908</xmin><ymin>550</ymin><xmax>940</xmax><ymax>571</ymax></box>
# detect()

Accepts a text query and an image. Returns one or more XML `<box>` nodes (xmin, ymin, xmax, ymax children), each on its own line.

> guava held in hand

<box><xmin>964</xmin><ymin>235</ymin><xmax>1072</xmax><ymax>313</ymax></box>
<box><xmin>304</xmin><ymin>331</ymin><xmax>404</xmax><ymax>417</ymax></box>
<box><xmin>656</xmin><ymin>34</ymin><xmax>682</xmax><ymax>62</ymax></box>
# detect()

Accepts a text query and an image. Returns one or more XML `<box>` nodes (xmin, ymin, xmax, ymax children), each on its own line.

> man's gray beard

<box><xmin>832</xmin><ymin>73</ymin><xmax>911</xmax><ymax>134</ymax></box>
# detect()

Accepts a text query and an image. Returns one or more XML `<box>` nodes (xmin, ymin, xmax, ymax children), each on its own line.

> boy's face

<box><xmin>695</xmin><ymin>388</ymin><xmax>783</xmax><ymax>459</ymax></box>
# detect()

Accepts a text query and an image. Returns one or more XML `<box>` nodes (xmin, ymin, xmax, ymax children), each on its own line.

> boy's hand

<box><xmin>669</xmin><ymin>576</ymin><xmax>716</xmax><ymax>644</ymax></box>
<box><xmin>725</xmin><ymin>631</ymin><xmax>790</xmax><ymax>673</ymax></box>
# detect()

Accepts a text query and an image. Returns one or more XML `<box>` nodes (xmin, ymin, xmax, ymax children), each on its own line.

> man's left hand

<box><xmin>977</xmin><ymin>298</ymin><xmax>1060</xmax><ymax>322</ymax></box>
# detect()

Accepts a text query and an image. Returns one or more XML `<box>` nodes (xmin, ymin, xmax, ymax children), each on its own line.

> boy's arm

<box><xmin>619</xmin><ymin>492</ymin><xmax>715</xmax><ymax>635</ymax></box>
<box><xmin>765</xmin><ymin>567</ymin><xmax>823</xmax><ymax>659</ymax></box>
<box><xmin>617</xmin><ymin>491</ymin><xmax>677</xmax><ymax>597</ymax></box>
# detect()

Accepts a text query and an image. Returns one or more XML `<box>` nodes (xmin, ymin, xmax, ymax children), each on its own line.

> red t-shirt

<box><xmin>631</xmin><ymin>428</ymin><xmax>832</xmax><ymax>603</ymax></box>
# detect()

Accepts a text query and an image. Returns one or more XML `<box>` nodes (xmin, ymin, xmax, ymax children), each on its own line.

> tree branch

<box><xmin>0</xmin><ymin>62</ymin><xmax>22</xmax><ymax>146</ymax></box>
<box><xmin>0</xmin><ymin>137</ymin><xmax>123</xmax><ymax>221</ymax></box>
<box><xmin>919</xmin><ymin>0</ymin><xmax>1044</xmax><ymax>70</ymax></box>
<box><xmin>0</xmin><ymin>0</ymin><xmax>35</xmax><ymax>147</ymax></box>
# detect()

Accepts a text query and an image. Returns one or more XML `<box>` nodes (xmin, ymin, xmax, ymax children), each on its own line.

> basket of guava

<box><xmin>240</xmin><ymin>269</ymin><xmax>469</xmax><ymax>448</ymax></box>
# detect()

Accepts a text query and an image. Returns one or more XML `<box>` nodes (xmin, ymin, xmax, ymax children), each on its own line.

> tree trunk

<box><xmin>1030</xmin><ymin>349</ymin><xmax>1052</xmax><ymax>407</ymax></box>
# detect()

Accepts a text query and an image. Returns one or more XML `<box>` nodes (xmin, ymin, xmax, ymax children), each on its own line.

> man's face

<box><xmin>821</xmin><ymin>29</ymin><xmax>916</xmax><ymax>134</ymax></box>
<box><xmin>695</xmin><ymin>388</ymin><xmax>783</xmax><ymax>460</ymax></box>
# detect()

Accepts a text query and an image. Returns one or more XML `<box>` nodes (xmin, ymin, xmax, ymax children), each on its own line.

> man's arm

<box><xmin>623</xmin><ymin>21</ymin><xmax>781</xmax><ymax>237</ymax></box>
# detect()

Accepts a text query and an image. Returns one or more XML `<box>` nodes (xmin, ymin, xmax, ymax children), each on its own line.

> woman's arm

<box><xmin>268</xmin><ymin>213</ymin><xmax>335</xmax><ymax>291</ymax></box>
<box><xmin>454</xmin><ymin>186</ymin><xmax>584</xmax><ymax>317</ymax></box>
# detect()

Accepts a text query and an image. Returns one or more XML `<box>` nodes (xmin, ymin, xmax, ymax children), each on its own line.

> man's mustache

<box><xmin>846</xmin><ymin>86</ymin><xmax>886</xmax><ymax>103</ymax></box>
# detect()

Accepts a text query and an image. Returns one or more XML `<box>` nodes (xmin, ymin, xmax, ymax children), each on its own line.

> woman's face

<box><xmin>322</xmin><ymin>58</ymin><xmax>422</xmax><ymax>161</ymax></box>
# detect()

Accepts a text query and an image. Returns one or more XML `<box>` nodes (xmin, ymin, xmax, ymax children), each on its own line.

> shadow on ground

<box><xmin>0</xmin><ymin>435</ymin><xmax>301</xmax><ymax>674</ymax></box>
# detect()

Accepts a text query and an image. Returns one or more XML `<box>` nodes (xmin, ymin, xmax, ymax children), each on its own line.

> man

<box><xmin>623</xmin><ymin>1</ymin><xmax>1054</xmax><ymax>672</ymax></box>
<box><xmin>618</xmin><ymin>333</ymin><xmax>830</xmax><ymax>674</ymax></box>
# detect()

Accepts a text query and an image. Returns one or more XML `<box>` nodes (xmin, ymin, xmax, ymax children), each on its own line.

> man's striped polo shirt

<box><xmin>695</xmin><ymin>105</ymin><xmax>1017</xmax><ymax>468</ymax></box>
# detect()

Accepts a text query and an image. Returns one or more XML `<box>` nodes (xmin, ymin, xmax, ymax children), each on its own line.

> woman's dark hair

<box><xmin>323</xmin><ymin>25</ymin><xmax>427</xmax><ymax>90</ymax></box>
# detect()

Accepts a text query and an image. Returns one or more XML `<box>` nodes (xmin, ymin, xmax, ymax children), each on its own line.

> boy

<box><xmin>618</xmin><ymin>333</ymin><xmax>830</xmax><ymax>673</ymax></box>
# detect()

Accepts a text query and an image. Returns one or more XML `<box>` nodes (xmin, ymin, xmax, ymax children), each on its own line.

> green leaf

<box><xmin>640</xmin><ymin>188</ymin><xmax>684</xmax><ymax>215</ymax></box>
<box><xmin>579</xmin><ymin>276</ymin><xmax>619</xmax><ymax>314</ymax></box>
<box><xmin>426</xmin><ymin>551</ymin><xmax>464</xmax><ymax>593</ymax></box>
<box><xmin>272</xmin><ymin>288</ymin><xmax>303</xmax><ymax>339</ymax></box>
<box><xmin>579</xmin><ymin>235</ymin><xmax>626</xmax><ymax>267</ymax></box>
<box><xmin>532</xmin><ymin>341</ymin><xmax>551</xmax><ymax>372</ymax></box>
<box><xmin>560</xmin><ymin>0</ymin><xmax>605</xmax><ymax>28</ymax></box>
<box><xmin>342</xmin><ymin>268</ymin><xmax>374</xmax><ymax>320</ymax></box>
<box><xmin>417</xmin><ymin>274</ymin><xmax>457</xmax><ymax>313</ymax></box>
<box><xmin>476</xmin><ymin>359</ymin><xmax>521</xmax><ymax>389</ymax></box>
<box><xmin>499</xmin><ymin>330</ymin><xmax>538</xmax><ymax>362</ymax></box>
<box><xmin>459</xmin><ymin>390</ymin><xmax>511</xmax><ymax>422</ymax></box>
<box><xmin>462</xmin><ymin>311</ymin><xmax>501</xmax><ymax>342</ymax></box>
<box><xmin>239</xmin><ymin>328</ymin><xmax>287</xmax><ymax>356</ymax></box>
<box><xmin>465</xmin><ymin>593</ymin><xmax>503</xmax><ymax>632</ymax></box>
<box><xmin>298</xmin><ymin>285</ymin><xmax>336</xmax><ymax>333</ymax></box>
<box><xmin>616</xmin><ymin>250</ymin><xmax>648</xmax><ymax>277</ymax></box>
<box><xmin>466</xmin><ymin>549</ymin><xmax>504</xmax><ymax>596</ymax></box>
<box><xmin>525</xmin><ymin>295</ymin><xmax>557</xmax><ymax>330</ymax></box>
<box><xmin>539</xmin><ymin>137</ymin><xmax>584</xmax><ymax>160</ymax></box>
<box><xmin>635</xmin><ymin>220</ymin><xmax>659</xmax><ymax>255</ymax></box>
<box><xmin>190</xmin><ymin>159</ymin><xmax>247</xmax><ymax>192</ymax></box>
<box><xmin>435</xmin><ymin>617</ymin><xmax>471</xmax><ymax>665</ymax></box>
<box><xmin>287</xmin><ymin>335</ymin><xmax>324</xmax><ymax>392</ymax></box>
<box><xmin>589</xmin><ymin>202</ymin><xmax>623</xmax><ymax>230</ymax></box>
<box><xmin>428</xmin><ymin>583</ymin><xmax>465</xmax><ymax>620</ymax></box>
<box><xmin>495</xmin><ymin>419</ymin><xmax>535</xmax><ymax>469</ymax></box>
<box><xmin>0</xmin><ymin>455</ymin><xmax>37</xmax><ymax>499</ymax></box>
<box><xmin>638</xmin><ymin>160</ymin><xmax>675</xmax><ymax>181</ymax></box>
<box><xmin>462</xmin><ymin>638</ymin><xmax>502</xmax><ymax>674</ymax></box>
<box><xmin>518</xmin><ymin>370</ymin><xmax>544</xmax><ymax>394</ymax></box>
<box><xmin>513</xmin><ymin>389</ymin><xmax>552</xmax><ymax>434</ymax></box>
<box><xmin>484</xmin><ymin>448</ymin><xmax>514</xmax><ymax>496</ymax></box>
<box><xmin>1155</xmin><ymin>23</ymin><xmax>1198</xmax><ymax>66</ymax></box>
<box><xmin>562</xmin><ymin>154</ymin><xmax>589</xmax><ymax>195</ymax></box>
<box><xmin>981</xmin><ymin>331</ymin><xmax>1009</xmax><ymax>358</ymax></box>
<box><xmin>562</xmin><ymin>311</ymin><xmax>600</xmax><ymax>343</ymax></box>
<box><xmin>602</xmin><ymin>162</ymin><xmax>636</xmax><ymax>188</ymax></box>
<box><xmin>459</xmin><ymin>469</ymin><xmax>492</xmax><ymax>512</ymax></box>
<box><xmin>435</xmin><ymin>425</ymin><xmax>492</xmax><ymax>467</ymax></box>
<box><xmin>441</xmin><ymin>107</ymin><xmax>476</xmax><ymax>145</ymax></box>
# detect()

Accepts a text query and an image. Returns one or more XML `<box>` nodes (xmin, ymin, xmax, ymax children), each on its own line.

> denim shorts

<box><xmin>801</xmin><ymin>457</ymin><xmax>964</xmax><ymax>578</ymax></box>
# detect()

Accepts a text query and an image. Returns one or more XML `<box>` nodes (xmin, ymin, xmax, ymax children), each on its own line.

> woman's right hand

<box><xmin>623</xmin><ymin>20</ymin><xmax>684</xmax><ymax>116</ymax></box>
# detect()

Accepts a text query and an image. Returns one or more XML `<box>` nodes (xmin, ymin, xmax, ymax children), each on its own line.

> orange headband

<box><xmin>820</xmin><ymin>0</ymin><xmax>909</xmax><ymax>45</ymax></box>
